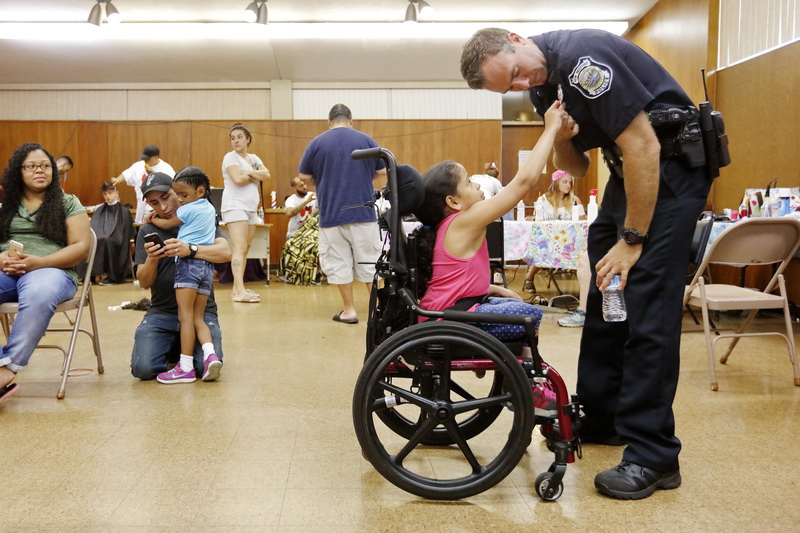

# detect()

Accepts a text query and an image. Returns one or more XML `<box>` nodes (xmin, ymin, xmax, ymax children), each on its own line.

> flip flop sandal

<box><xmin>0</xmin><ymin>383</ymin><xmax>18</xmax><ymax>404</ymax></box>
<box><xmin>332</xmin><ymin>311</ymin><xmax>358</xmax><ymax>324</ymax></box>
<box><xmin>232</xmin><ymin>292</ymin><xmax>260</xmax><ymax>303</ymax></box>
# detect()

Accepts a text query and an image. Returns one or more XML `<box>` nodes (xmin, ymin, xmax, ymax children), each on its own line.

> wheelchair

<box><xmin>351</xmin><ymin>147</ymin><xmax>582</xmax><ymax>501</ymax></box>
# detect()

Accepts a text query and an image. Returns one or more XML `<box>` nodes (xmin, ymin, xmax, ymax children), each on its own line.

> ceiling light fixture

<box><xmin>243</xmin><ymin>2</ymin><xmax>258</xmax><ymax>23</ymax></box>
<box><xmin>87</xmin><ymin>3</ymin><xmax>102</xmax><ymax>26</ymax></box>
<box><xmin>105</xmin><ymin>2</ymin><xmax>121</xmax><ymax>24</ymax></box>
<box><xmin>244</xmin><ymin>1</ymin><xmax>268</xmax><ymax>25</ymax></box>
<box><xmin>256</xmin><ymin>1</ymin><xmax>268</xmax><ymax>25</ymax></box>
<box><xmin>404</xmin><ymin>1</ymin><xmax>417</xmax><ymax>23</ymax></box>
<box><xmin>404</xmin><ymin>0</ymin><xmax>434</xmax><ymax>23</ymax></box>
<box><xmin>87</xmin><ymin>1</ymin><xmax>121</xmax><ymax>26</ymax></box>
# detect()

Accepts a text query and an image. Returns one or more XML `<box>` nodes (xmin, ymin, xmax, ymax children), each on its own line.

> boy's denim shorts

<box><xmin>174</xmin><ymin>258</ymin><xmax>214</xmax><ymax>295</ymax></box>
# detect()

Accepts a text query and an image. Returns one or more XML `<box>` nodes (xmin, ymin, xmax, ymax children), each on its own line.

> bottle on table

<box><xmin>602</xmin><ymin>274</ymin><xmax>627</xmax><ymax>322</ymax></box>
<box><xmin>587</xmin><ymin>189</ymin><xmax>599</xmax><ymax>223</ymax></box>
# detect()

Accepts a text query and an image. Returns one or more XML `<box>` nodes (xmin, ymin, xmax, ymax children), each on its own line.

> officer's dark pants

<box><xmin>576</xmin><ymin>158</ymin><xmax>711</xmax><ymax>472</ymax></box>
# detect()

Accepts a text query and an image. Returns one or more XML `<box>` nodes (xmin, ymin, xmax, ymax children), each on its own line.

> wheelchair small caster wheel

<box><xmin>535</xmin><ymin>472</ymin><xmax>563</xmax><ymax>501</ymax></box>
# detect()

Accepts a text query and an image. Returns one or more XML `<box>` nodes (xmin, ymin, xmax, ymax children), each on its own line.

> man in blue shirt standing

<box><xmin>461</xmin><ymin>28</ymin><xmax>714</xmax><ymax>500</ymax></box>
<box><xmin>299</xmin><ymin>104</ymin><xmax>387</xmax><ymax>324</ymax></box>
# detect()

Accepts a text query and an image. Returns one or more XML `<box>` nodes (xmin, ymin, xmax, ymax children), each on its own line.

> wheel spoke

<box><xmin>451</xmin><ymin>392</ymin><xmax>512</xmax><ymax>415</ymax></box>
<box><xmin>392</xmin><ymin>416</ymin><xmax>439</xmax><ymax>464</ymax></box>
<box><xmin>448</xmin><ymin>379</ymin><xmax>477</xmax><ymax>401</ymax></box>
<box><xmin>377</xmin><ymin>380</ymin><xmax>436</xmax><ymax>411</ymax></box>
<box><xmin>443</xmin><ymin>419</ymin><xmax>483</xmax><ymax>473</ymax></box>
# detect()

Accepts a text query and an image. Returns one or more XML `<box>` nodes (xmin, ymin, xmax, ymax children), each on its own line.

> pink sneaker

<box><xmin>202</xmin><ymin>354</ymin><xmax>222</xmax><ymax>382</ymax></box>
<box><xmin>532</xmin><ymin>382</ymin><xmax>558</xmax><ymax>418</ymax></box>
<box><xmin>157</xmin><ymin>365</ymin><xmax>196</xmax><ymax>384</ymax></box>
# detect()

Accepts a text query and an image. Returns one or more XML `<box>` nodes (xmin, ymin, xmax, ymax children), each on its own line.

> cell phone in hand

<box><xmin>143</xmin><ymin>232</ymin><xmax>165</xmax><ymax>249</ymax></box>
<box><xmin>8</xmin><ymin>240</ymin><xmax>23</xmax><ymax>258</ymax></box>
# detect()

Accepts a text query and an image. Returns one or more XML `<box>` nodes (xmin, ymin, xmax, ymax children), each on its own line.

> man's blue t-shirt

<box><xmin>177</xmin><ymin>198</ymin><xmax>216</xmax><ymax>246</ymax></box>
<box><xmin>298</xmin><ymin>127</ymin><xmax>385</xmax><ymax>228</ymax></box>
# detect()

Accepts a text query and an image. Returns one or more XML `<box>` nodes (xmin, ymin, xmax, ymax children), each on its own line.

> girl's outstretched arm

<box><xmin>462</xmin><ymin>100</ymin><xmax>567</xmax><ymax>230</ymax></box>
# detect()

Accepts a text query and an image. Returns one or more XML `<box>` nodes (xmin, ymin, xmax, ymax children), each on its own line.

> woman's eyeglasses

<box><xmin>21</xmin><ymin>162</ymin><xmax>52</xmax><ymax>172</ymax></box>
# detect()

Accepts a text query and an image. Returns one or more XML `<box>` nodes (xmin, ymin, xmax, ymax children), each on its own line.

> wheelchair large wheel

<box><xmin>353</xmin><ymin>321</ymin><xmax>534</xmax><ymax>500</ymax></box>
<box><xmin>370</xmin><ymin>331</ymin><xmax>507</xmax><ymax>446</ymax></box>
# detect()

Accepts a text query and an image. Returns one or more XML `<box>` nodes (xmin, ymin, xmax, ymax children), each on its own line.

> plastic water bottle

<box><xmin>534</xmin><ymin>196</ymin><xmax>545</xmax><ymax>221</ymax></box>
<box><xmin>571</xmin><ymin>201</ymin><xmax>580</xmax><ymax>221</ymax></box>
<box><xmin>516</xmin><ymin>200</ymin><xmax>525</xmax><ymax>221</ymax></box>
<box><xmin>602</xmin><ymin>275</ymin><xmax>627</xmax><ymax>322</ymax></box>
<box><xmin>587</xmin><ymin>189</ymin><xmax>599</xmax><ymax>223</ymax></box>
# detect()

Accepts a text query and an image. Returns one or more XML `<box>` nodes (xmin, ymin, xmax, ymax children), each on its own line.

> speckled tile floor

<box><xmin>1</xmin><ymin>266</ymin><xmax>799</xmax><ymax>532</ymax></box>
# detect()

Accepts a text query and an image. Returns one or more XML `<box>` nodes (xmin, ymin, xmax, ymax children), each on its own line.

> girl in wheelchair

<box><xmin>410</xmin><ymin>100</ymin><xmax>566</xmax><ymax>418</ymax></box>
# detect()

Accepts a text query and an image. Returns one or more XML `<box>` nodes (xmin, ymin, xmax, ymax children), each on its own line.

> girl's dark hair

<box><xmin>173</xmin><ymin>166</ymin><xmax>211</xmax><ymax>199</ymax></box>
<box><xmin>411</xmin><ymin>160</ymin><xmax>462</xmax><ymax>296</ymax></box>
<box><xmin>0</xmin><ymin>143</ymin><xmax>67</xmax><ymax>245</ymax></box>
<box><xmin>230</xmin><ymin>123</ymin><xmax>252</xmax><ymax>145</ymax></box>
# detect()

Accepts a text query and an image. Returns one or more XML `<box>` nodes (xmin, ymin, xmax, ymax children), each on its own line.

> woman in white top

<box><xmin>221</xmin><ymin>123</ymin><xmax>271</xmax><ymax>302</ymax></box>
<box><xmin>542</xmin><ymin>170</ymin><xmax>584</xmax><ymax>220</ymax></box>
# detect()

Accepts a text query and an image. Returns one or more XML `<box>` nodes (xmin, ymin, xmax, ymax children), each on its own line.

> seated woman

<box><xmin>0</xmin><ymin>143</ymin><xmax>91</xmax><ymax>403</ymax></box>
<box><xmin>411</xmin><ymin>100</ymin><xmax>565</xmax><ymax>417</ymax></box>
<box><xmin>524</xmin><ymin>170</ymin><xmax>587</xmax><ymax>303</ymax></box>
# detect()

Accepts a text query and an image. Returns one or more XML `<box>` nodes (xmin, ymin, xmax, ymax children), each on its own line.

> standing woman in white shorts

<box><xmin>221</xmin><ymin>123</ymin><xmax>271</xmax><ymax>302</ymax></box>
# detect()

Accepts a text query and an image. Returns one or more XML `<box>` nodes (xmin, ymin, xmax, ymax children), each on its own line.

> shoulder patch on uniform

<box><xmin>568</xmin><ymin>56</ymin><xmax>613</xmax><ymax>99</ymax></box>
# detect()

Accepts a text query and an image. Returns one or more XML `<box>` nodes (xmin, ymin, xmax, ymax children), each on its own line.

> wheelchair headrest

<box><xmin>395</xmin><ymin>164</ymin><xmax>425</xmax><ymax>216</ymax></box>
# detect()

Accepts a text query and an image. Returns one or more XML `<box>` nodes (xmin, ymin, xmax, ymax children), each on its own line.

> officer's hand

<box><xmin>555</xmin><ymin>105</ymin><xmax>580</xmax><ymax>142</ymax></box>
<box><xmin>595</xmin><ymin>240</ymin><xmax>642</xmax><ymax>291</ymax></box>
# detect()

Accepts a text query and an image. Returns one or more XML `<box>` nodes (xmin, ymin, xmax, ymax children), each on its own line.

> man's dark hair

<box><xmin>460</xmin><ymin>28</ymin><xmax>514</xmax><ymax>89</ymax></box>
<box><xmin>328</xmin><ymin>103</ymin><xmax>352</xmax><ymax>123</ymax></box>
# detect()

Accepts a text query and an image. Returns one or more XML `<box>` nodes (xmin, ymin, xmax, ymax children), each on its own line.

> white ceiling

<box><xmin>0</xmin><ymin>1</ymin><xmax>659</xmax><ymax>85</ymax></box>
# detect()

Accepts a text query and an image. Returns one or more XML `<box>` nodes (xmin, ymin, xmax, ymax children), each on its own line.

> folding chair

<box><xmin>684</xmin><ymin>213</ymin><xmax>715</xmax><ymax>327</ymax></box>
<box><xmin>0</xmin><ymin>229</ymin><xmax>103</xmax><ymax>399</ymax></box>
<box><xmin>684</xmin><ymin>218</ymin><xmax>800</xmax><ymax>391</ymax></box>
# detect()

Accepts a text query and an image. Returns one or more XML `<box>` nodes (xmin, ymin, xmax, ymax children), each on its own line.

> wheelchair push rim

<box><xmin>353</xmin><ymin>321</ymin><xmax>535</xmax><ymax>500</ymax></box>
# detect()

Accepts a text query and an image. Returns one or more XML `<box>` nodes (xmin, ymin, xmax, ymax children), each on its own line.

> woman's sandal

<box><xmin>0</xmin><ymin>383</ymin><xmax>18</xmax><ymax>404</ymax></box>
<box><xmin>232</xmin><ymin>292</ymin><xmax>260</xmax><ymax>303</ymax></box>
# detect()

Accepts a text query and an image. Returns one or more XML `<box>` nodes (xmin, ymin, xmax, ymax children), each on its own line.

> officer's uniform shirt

<box><xmin>527</xmin><ymin>29</ymin><xmax>694</xmax><ymax>152</ymax></box>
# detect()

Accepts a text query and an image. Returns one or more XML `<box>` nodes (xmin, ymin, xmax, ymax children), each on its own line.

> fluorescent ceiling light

<box><xmin>0</xmin><ymin>21</ymin><xmax>629</xmax><ymax>41</ymax></box>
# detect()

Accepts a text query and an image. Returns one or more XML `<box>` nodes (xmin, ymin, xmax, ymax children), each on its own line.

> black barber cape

<box><xmin>89</xmin><ymin>202</ymin><xmax>135</xmax><ymax>283</ymax></box>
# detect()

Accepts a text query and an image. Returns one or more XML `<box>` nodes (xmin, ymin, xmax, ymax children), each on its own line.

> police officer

<box><xmin>461</xmin><ymin>28</ymin><xmax>713</xmax><ymax>500</ymax></box>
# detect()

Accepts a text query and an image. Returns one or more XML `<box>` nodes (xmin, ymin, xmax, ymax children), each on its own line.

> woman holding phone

<box><xmin>0</xmin><ymin>143</ymin><xmax>91</xmax><ymax>403</ymax></box>
<box><xmin>221</xmin><ymin>123</ymin><xmax>271</xmax><ymax>302</ymax></box>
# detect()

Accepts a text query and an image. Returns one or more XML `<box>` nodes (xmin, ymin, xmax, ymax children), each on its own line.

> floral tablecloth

<box><xmin>504</xmin><ymin>220</ymin><xmax>588</xmax><ymax>270</ymax></box>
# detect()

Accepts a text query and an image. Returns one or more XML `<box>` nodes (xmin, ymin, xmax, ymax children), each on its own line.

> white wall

<box><xmin>0</xmin><ymin>83</ymin><xmax>501</xmax><ymax>121</ymax></box>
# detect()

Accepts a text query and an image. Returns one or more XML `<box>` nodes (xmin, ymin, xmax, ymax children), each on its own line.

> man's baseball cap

<box><xmin>140</xmin><ymin>145</ymin><xmax>160</xmax><ymax>160</ymax></box>
<box><xmin>140</xmin><ymin>172</ymin><xmax>174</xmax><ymax>196</ymax></box>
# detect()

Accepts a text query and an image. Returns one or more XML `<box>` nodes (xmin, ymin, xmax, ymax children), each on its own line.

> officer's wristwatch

<box><xmin>621</xmin><ymin>228</ymin><xmax>648</xmax><ymax>245</ymax></box>
<box><xmin>187</xmin><ymin>243</ymin><xmax>199</xmax><ymax>258</ymax></box>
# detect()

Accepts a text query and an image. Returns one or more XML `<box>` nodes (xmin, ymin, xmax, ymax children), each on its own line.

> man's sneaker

<box><xmin>532</xmin><ymin>382</ymin><xmax>558</xmax><ymax>418</ymax></box>
<box><xmin>523</xmin><ymin>279</ymin><xmax>536</xmax><ymax>293</ymax></box>
<box><xmin>558</xmin><ymin>308</ymin><xmax>586</xmax><ymax>328</ymax></box>
<box><xmin>156</xmin><ymin>366</ymin><xmax>196</xmax><ymax>384</ymax></box>
<box><xmin>594</xmin><ymin>461</ymin><xmax>681</xmax><ymax>500</ymax></box>
<box><xmin>202</xmin><ymin>354</ymin><xmax>223</xmax><ymax>382</ymax></box>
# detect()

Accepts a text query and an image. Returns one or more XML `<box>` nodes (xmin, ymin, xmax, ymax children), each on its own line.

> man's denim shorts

<box><xmin>174</xmin><ymin>258</ymin><xmax>214</xmax><ymax>295</ymax></box>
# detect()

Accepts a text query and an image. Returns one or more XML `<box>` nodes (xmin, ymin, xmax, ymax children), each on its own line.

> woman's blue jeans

<box><xmin>0</xmin><ymin>268</ymin><xmax>77</xmax><ymax>372</ymax></box>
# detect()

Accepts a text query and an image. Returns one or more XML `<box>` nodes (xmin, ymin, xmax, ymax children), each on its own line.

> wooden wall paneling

<box><xmin>714</xmin><ymin>41</ymin><xmax>800</xmax><ymax>211</ymax></box>
<box><xmin>625</xmin><ymin>0</ymin><xmax>711</xmax><ymax>105</ymax></box>
<box><xmin>72</xmin><ymin>121</ymin><xmax>109</xmax><ymax>206</ymax></box>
